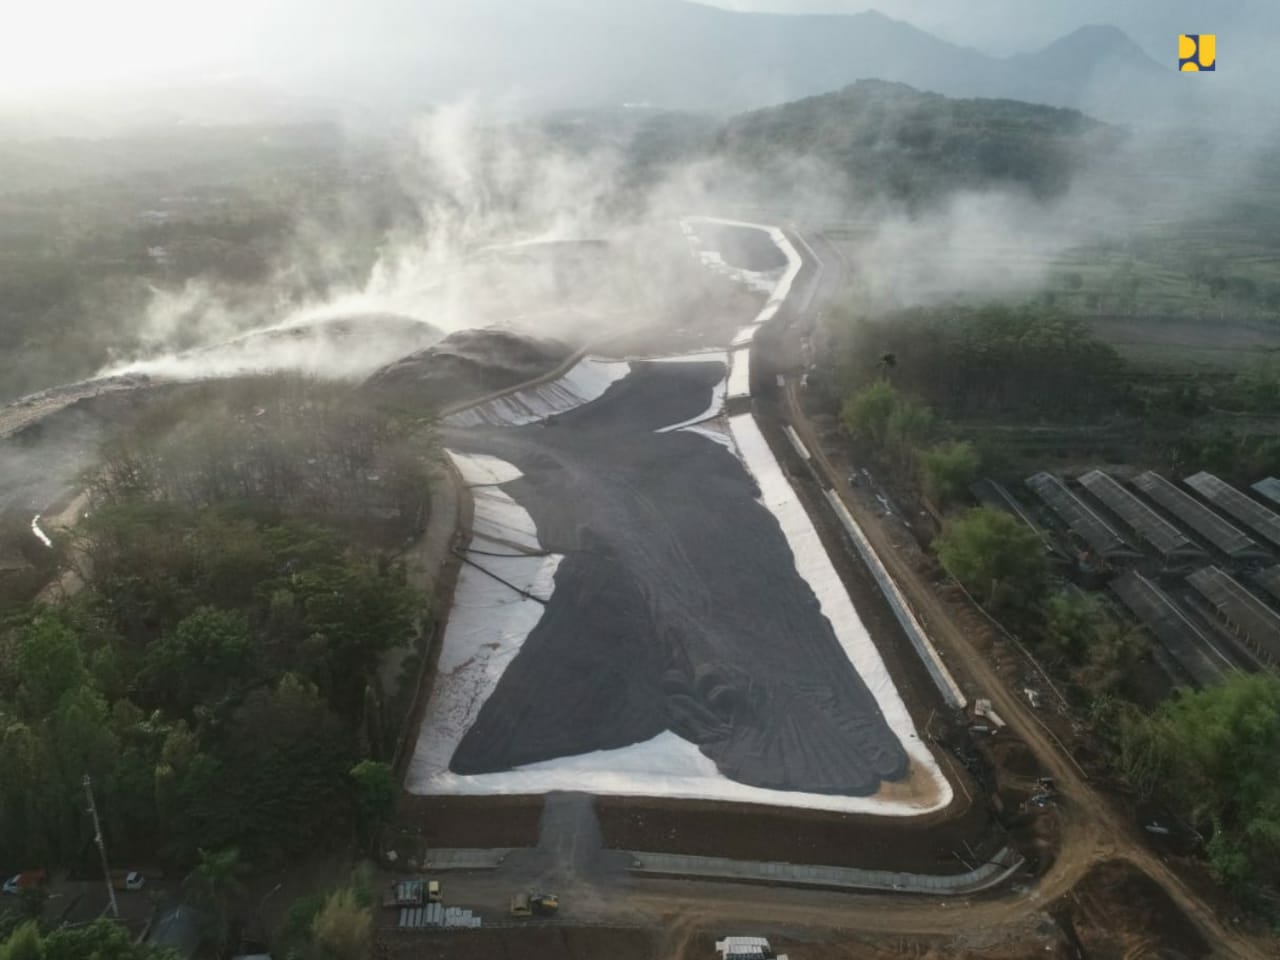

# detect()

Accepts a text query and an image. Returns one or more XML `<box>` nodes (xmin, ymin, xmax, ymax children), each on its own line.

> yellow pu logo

<box><xmin>1179</xmin><ymin>34</ymin><xmax>1215</xmax><ymax>71</ymax></box>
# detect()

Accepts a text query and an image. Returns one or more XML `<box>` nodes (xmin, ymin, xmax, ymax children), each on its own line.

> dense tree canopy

<box><xmin>0</xmin><ymin>920</ymin><xmax>175</xmax><ymax>960</ymax></box>
<box><xmin>832</xmin><ymin>304</ymin><xmax>1127</xmax><ymax>422</ymax></box>
<box><xmin>717</xmin><ymin>81</ymin><xmax>1115</xmax><ymax>205</ymax></box>
<box><xmin>918</xmin><ymin>441</ymin><xmax>980</xmax><ymax>507</ymax></box>
<box><xmin>0</xmin><ymin>505</ymin><xmax>421</xmax><ymax>870</ymax></box>
<box><xmin>935</xmin><ymin>505</ymin><xmax>1048</xmax><ymax>611</ymax></box>
<box><xmin>1119</xmin><ymin>672</ymin><xmax>1280</xmax><ymax>895</ymax></box>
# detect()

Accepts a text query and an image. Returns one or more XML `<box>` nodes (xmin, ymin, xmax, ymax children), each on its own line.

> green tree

<box><xmin>39</xmin><ymin>920</ymin><xmax>174</xmax><ymax>960</ymax></box>
<box><xmin>1040</xmin><ymin>591</ymin><xmax>1147</xmax><ymax>690</ymax></box>
<box><xmin>840</xmin><ymin>381</ymin><xmax>901</xmax><ymax>447</ymax></box>
<box><xmin>1118</xmin><ymin>672</ymin><xmax>1280</xmax><ymax>895</ymax></box>
<box><xmin>172</xmin><ymin>676</ymin><xmax>352</xmax><ymax>864</ymax></box>
<box><xmin>0</xmin><ymin>923</ymin><xmax>43</xmax><ymax>960</ymax></box>
<box><xmin>183</xmin><ymin>847</ymin><xmax>247</xmax><ymax>947</ymax></box>
<box><xmin>1041</xmin><ymin>591</ymin><xmax>1098</xmax><ymax>663</ymax></box>
<box><xmin>349</xmin><ymin>761</ymin><xmax>395</xmax><ymax>844</ymax></box>
<box><xmin>282</xmin><ymin>894</ymin><xmax>325</xmax><ymax>952</ymax></box>
<box><xmin>885</xmin><ymin>397</ymin><xmax>934</xmax><ymax>466</ymax></box>
<box><xmin>309</xmin><ymin>889</ymin><xmax>370</xmax><ymax>960</ymax></box>
<box><xmin>935</xmin><ymin>506</ymin><xmax>1048</xmax><ymax>611</ymax></box>
<box><xmin>16</xmin><ymin>617</ymin><xmax>88</xmax><ymax>717</ymax></box>
<box><xmin>917</xmin><ymin>441</ymin><xmax>980</xmax><ymax>507</ymax></box>
<box><xmin>142</xmin><ymin>607</ymin><xmax>252</xmax><ymax>712</ymax></box>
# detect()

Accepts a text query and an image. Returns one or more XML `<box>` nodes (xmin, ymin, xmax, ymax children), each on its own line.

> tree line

<box><xmin>0</xmin><ymin>376</ymin><xmax>438</xmax><ymax>887</ymax></box>
<box><xmin>828</xmin><ymin>303</ymin><xmax>1129</xmax><ymax>423</ymax></box>
<box><xmin>0</xmin><ymin>504</ymin><xmax>418</xmax><ymax>874</ymax></box>
<box><xmin>91</xmin><ymin>376</ymin><xmax>435</xmax><ymax>542</ymax></box>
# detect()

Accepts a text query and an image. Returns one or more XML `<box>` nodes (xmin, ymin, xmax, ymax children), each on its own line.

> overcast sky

<box><xmin>1</xmin><ymin>0</ymin><xmax>1273</xmax><ymax>105</ymax></box>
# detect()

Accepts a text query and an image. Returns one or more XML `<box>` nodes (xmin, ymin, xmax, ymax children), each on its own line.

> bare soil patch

<box><xmin>1056</xmin><ymin>859</ymin><xmax>1211</xmax><ymax>960</ymax></box>
<box><xmin>379</xmin><ymin>926</ymin><xmax>654</xmax><ymax>960</ymax></box>
<box><xmin>595</xmin><ymin>793</ymin><xmax>998</xmax><ymax>873</ymax></box>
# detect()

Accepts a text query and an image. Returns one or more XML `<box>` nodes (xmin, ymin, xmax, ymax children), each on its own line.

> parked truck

<box><xmin>510</xmin><ymin>892</ymin><xmax>559</xmax><ymax>918</ymax></box>
<box><xmin>382</xmin><ymin>879</ymin><xmax>440</xmax><ymax>908</ymax></box>
<box><xmin>2</xmin><ymin>870</ymin><xmax>48</xmax><ymax>895</ymax></box>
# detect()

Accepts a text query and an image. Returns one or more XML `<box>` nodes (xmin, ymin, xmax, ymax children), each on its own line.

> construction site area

<box><xmin>378</xmin><ymin>218</ymin><xmax>1275</xmax><ymax>958</ymax></box>
<box><xmin>4</xmin><ymin>214</ymin><xmax>1267</xmax><ymax>958</ymax></box>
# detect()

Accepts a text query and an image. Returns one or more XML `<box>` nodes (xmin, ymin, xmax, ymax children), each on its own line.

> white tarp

<box><xmin>694</xmin><ymin>249</ymin><xmax>780</xmax><ymax>294</ymax></box>
<box><xmin>726</xmin><ymin>346</ymin><xmax>752</xmax><ymax>401</ymax></box>
<box><xmin>682</xmin><ymin>216</ymin><xmax>803</xmax><ymax>331</ymax></box>
<box><xmin>444</xmin><ymin>358</ymin><xmax>630</xmax><ymax>428</ymax></box>
<box><xmin>405</xmin><ymin>451</ymin><xmax>562</xmax><ymax>794</ymax></box>
<box><xmin>726</xmin><ymin>413</ymin><xmax>951</xmax><ymax>811</ymax></box>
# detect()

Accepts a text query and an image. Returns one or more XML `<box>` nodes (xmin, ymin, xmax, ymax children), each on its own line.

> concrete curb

<box><xmin>417</xmin><ymin>846</ymin><xmax>1026</xmax><ymax>897</ymax></box>
<box><xmin>626</xmin><ymin>847</ymin><xmax>1025</xmax><ymax>896</ymax></box>
<box><xmin>823</xmin><ymin>489</ymin><xmax>968</xmax><ymax>711</ymax></box>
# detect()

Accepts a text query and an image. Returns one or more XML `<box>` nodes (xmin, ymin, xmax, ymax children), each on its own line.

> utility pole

<box><xmin>83</xmin><ymin>774</ymin><xmax>119</xmax><ymax>919</ymax></box>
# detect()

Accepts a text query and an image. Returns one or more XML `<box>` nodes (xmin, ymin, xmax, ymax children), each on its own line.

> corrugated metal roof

<box><xmin>1111</xmin><ymin>571</ymin><xmax>1232</xmax><ymax>687</ymax></box>
<box><xmin>1079</xmin><ymin>470</ymin><xmax>1203</xmax><ymax>559</ymax></box>
<box><xmin>1252</xmin><ymin>476</ymin><xmax>1280</xmax><ymax>506</ymax></box>
<box><xmin>1026</xmin><ymin>472</ymin><xmax>1136</xmax><ymax>557</ymax></box>
<box><xmin>1185</xmin><ymin>472</ymin><xmax>1280</xmax><ymax>547</ymax></box>
<box><xmin>1132</xmin><ymin>471</ymin><xmax>1265</xmax><ymax>559</ymax></box>
<box><xmin>1188</xmin><ymin>566</ymin><xmax>1280</xmax><ymax>664</ymax></box>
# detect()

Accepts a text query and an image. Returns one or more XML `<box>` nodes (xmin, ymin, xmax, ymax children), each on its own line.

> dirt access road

<box><xmin>761</xmin><ymin>228</ymin><xmax>1269</xmax><ymax>958</ymax></box>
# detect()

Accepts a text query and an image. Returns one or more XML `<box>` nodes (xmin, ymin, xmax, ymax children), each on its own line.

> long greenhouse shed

<box><xmin>1187</xmin><ymin>565</ymin><xmax>1280</xmax><ymax>665</ymax></box>
<box><xmin>1026</xmin><ymin>472</ymin><xmax>1138</xmax><ymax>559</ymax></box>
<box><xmin>1184</xmin><ymin>471</ymin><xmax>1280</xmax><ymax>548</ymax></box>
<box><xmin>1078</xmin><ymin>470</ymin><xmax>1204</xmax><ymax>561</ymax></box>
<box><xmin>1254</xmin><ymin>565</ymin><xmax>1280</xmax><ymax>605</ymax></box>
<box><xmin>1252</xmin><ymin>476</ymin><xmax>1280</xmax><ymax>507</ymax></box>
<box><xmin>1111</xmin><ymin>571</ymin><xmax>1233</xmax><ymax>688</ymax></box>
<box><xmin>1132</xmin><ymin>471</ymin><xmax>1267</xmax><ymax>561</ymax></box>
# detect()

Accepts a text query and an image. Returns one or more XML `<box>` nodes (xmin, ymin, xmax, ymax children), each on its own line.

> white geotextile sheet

<box><xmin>410</xmin><ymin>724</ymin><xmax>942</xmax><ymax>814</ymax></box>
<box><xmin>405</xmin><ymin>451</ymin><xmax>563</xmax><ymax>794</ymax></box>
<box><xmin>444</xmin><ymin>358</ymin><xmax>630</xmax><ymax>428</ymax></box>
<box><xmin>695</xmin><ymin>249</ymin><xmax>780</xmax><ymax>294</ymax></box>
<box><xmin>30</xmin><ymin>515</ymin><xmax>52</xmax><ymax>548</ymax></box>
<box><xmin>682</xmin><ymin>216</ymin><xmax>804</xmax><ymax>329</ymax></box>
<box><xmin>726</xmin><ymin>413</ymin><xmax>951</xmax><ymax>810</ymax></box>
<box><xmin>470</xmin><ymin>489</ymin><xmax>544</xmax><ymax>554</ymax></box>
<box><xmin>726</xmin><ymin>346</ymin><xmax>752</xmax><ymax>400</ymax></box>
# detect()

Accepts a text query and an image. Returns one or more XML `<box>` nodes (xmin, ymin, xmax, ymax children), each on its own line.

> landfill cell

<box><xmin>444</xmin><ymin>359</ymin><xmax>908</xmax><ymax>796</ymax></box>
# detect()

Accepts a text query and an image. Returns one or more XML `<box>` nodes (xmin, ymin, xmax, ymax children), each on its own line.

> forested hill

<box><xmin>619</xmin><ymin>80</ymin><xmax>1120</xmax><ymax>206</ymax></box>
<box><xmin>717</xmin><ymin>81</ymin><xmax>1117</xmax><ymax>202</ymax></box>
